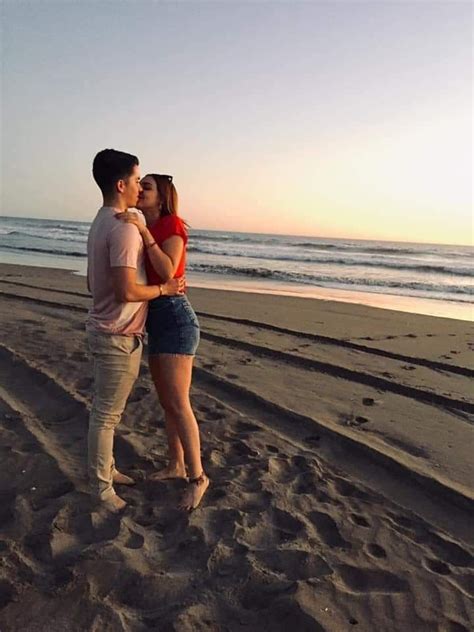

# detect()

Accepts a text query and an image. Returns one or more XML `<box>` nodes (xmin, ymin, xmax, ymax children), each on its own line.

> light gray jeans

<box><xmin>87</xmin><ymin>330</ymin><xmax>143</xmax><ymax>501</ymax></box>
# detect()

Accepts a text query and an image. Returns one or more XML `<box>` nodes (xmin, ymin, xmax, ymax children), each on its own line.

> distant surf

<box><xmin>1</xmin><ymin>216</ymin><xmax>472</xmax><ymax>311</ymax></box>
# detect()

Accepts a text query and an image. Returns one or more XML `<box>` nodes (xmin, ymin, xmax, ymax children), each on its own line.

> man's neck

<box><xmin>102</xmin><ymin>195</ymin><xmax>127</xmax><ymax>211</ymax></box>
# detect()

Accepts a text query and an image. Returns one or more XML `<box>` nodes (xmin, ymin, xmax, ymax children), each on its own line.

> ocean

<box><xmin>1</xmin><ymin>215</ymin><xmax>472</xmax><ymax>320</ymax></box>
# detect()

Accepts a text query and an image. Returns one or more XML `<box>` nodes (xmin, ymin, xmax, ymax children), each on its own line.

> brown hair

<box><xmin>148</xmin><ymin>174</ymin><xmax>178</xmax><ymax>217</ymax></box>
<box><xmin>93</xmin><ymin>149</ymin><xmax>139</xmax><ymax>196</ymax></box>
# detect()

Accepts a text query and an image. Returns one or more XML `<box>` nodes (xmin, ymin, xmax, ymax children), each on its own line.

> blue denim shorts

<box><xmin>146</xmin><ymin>295</ymin><xmax>200</xmax><ymax>356</ymax></box>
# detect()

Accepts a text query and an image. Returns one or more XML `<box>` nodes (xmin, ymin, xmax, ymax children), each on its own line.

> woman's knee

<box><xmin>159</xmin><ymin>395</ymin><xmax>191</xmax><ymax>417</ymax></box>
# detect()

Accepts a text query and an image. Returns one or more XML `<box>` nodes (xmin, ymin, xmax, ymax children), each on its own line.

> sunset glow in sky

<box><xmin>2</xmin><ymin>1</ymin><xmax>472</xmax><ymax>245</ymax></box>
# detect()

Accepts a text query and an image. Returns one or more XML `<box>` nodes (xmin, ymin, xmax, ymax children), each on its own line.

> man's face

<box><xmin>122</xmin><ymin>165</ymin><xmax>142</xmax><ymax>208</ymax></box>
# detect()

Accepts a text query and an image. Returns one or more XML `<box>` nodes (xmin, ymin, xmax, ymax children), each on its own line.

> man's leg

<box><xmin>87</xmin><ymin>332</ymin><xmax>142</xmax><ymax>503</ymax></box>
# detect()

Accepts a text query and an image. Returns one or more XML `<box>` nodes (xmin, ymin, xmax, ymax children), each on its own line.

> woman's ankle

<box><xmin>189</xmin><ymin>470</ymin><xmax>206</xmax><ymax>483</ymax></box>
<box><xmin>169</xmin><ymin>461</ymin><xmax>186</xmax><ymax>473</ymax></box>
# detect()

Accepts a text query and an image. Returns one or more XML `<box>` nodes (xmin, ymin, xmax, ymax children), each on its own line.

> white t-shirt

<box><xmin>86</xmin><ymin>207</ymin><xmax>147</xmax><ymax>335</ymax></box>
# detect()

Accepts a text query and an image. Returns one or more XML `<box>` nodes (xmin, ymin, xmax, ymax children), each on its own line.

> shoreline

<box><xmin>188</xmin><ymin>274</ymin><xmax>473</xmax><ymax>322</ymax></box>
<box><xmin>0</xmin><ymin>252</ymin><xmax>472</xmax><ymax>322</ymax></box>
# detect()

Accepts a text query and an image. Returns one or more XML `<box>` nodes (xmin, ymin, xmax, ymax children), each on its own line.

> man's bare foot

<box><xmin>148</xmin><ymin>464</ymin><xmax>187</xmax><ymax>482</ymax></box>
<box><xmin>113</xmin><ymin>471</ymin><xmax>136</xmax><ymax>486</ymax></box>
<box><xmin>101</xmin><ymin>494</ymin><xmax>127</xmax><ymax>513</ymax></box>
<box><xmin>178</xmin><ymin>473</ymin><xmax>209</xmax><ymax>511</ymax></box>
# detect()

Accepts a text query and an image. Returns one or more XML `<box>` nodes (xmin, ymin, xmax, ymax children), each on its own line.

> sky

<box><xmin>1</xmin><ymin>0</ymin><xmax>472</xmax><ymax>245</ymax></box>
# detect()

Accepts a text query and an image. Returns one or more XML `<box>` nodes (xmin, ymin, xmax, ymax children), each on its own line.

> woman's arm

<box><xmin>146</xmin><ymin>235</ymin><xmax>184</xmax><ymax>282</ymax></box>
<box><xmin>116</xmin><ymin>212</ymin><xmax>184</xmax><ymax>282</ymax></box>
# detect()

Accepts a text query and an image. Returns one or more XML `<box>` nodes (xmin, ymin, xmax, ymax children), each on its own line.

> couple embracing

<box><xmin>86</xmin><ymin>148</ymin><xmax>208</xmax><ymax>513</ymax></box>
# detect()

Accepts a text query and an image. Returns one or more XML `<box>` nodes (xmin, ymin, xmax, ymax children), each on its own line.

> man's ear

<box><xmin>116</xmin><ymin>179</ymin><xmax>126</xmax><ymax>193</ymax></box>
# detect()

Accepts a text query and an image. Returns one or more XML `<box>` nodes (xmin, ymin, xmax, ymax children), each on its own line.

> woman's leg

<box><xmin>148</xmin><ymin>355</ymin><xmax>186</xmax><ymax>479</ymax></box>
<box><xmin>152</xmin><ymin>353</ymin><xmax>209</xmax><ymax>509</ymax></box>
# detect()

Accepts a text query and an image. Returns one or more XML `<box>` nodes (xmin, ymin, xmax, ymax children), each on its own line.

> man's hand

<box><xmin>162</xmin><ymin>276</ymin><xmax>186</xmax><ymax>296</ymax></box>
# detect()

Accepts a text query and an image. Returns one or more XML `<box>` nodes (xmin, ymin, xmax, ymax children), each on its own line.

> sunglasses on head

<box><xmin>157</xmin><ymin>174</ymin><xmax>173</xmax><ymax>183</ymax></box>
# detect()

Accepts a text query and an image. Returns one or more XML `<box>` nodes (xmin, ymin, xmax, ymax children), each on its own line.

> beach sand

<box><xmin>0</xmin><ymin>263</ymin><xmax>473</xmax><ymax>632</ymax></box>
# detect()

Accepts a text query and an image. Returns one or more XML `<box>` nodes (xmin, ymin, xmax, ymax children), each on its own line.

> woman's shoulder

<box><xmin>161</xmin><ymin>213</ymin><xmax>185</xmax><ymax>225</ymax></box>
<box><xmin>158</xmin><ymin>214</ymin><xmax>188</xmax><ymax>239</ymax></box>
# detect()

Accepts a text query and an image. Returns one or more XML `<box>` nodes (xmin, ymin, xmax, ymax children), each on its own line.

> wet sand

<box><xmin>0</xmin><ymin>263</ymin><xmax>473</xmax><ymax>632</ymax></box>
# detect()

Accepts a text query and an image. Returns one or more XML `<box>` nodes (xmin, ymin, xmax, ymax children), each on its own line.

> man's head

<box><xmin>92</xmin><ymin>149</ymin><xmax>141</xmax><ymax>208</ymax></box>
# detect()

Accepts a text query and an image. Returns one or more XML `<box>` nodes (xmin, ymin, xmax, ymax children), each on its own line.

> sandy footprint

<box><xmin>266</xmin><ymin>444</ymin><xmax>280</xmax><ymax>454</ymax></box>
<box><xmin>206</xmin><ymin>541</ymin><xmax>249</xmax><ymax>579</ymax></box>
<box><xmin>266</xmin><ymin>457</ymin><xmax>296</xmax><ymax>484</ymax></box>
<box><xmin>292</xmin><ymin>470</ymin><xmax>323</xmax><ymax>496</ymax></box>
<box><xmin>337</xmin><ymin>564</ymin><xmax>409</xmax><ymax>593</ymax></box>
<box><xmin>349</xmin><ymin>513</ymin><xmax>371</xmax><ymax>528</ymax></box>
<box><xmin>423</xmin><ymin>557</ymin><xmax>451</xmax><ymax>576</ymax></box>
<box><xmin>365</xmin><ymin>543</ymin><xmax>387</xmax><ymax>559</ymax></box>
<box><xmin>342</xmin><ymin>414</ymin><xmax>370</xmax><ymax>428</ymax></box>
<box><xmin>197</xmin><ymin>507</ymin><xmax>241</xmax><ymax>546</ymax></box>
<box><xmin>271</xmin><ymin>507</ymin><xmax>307</xmax><ymax>542</ymax></box>
<box><xmin>235</xmin><ymin>420</ymin><xmax>261</xmax><ymax>434</ymax></box>
<box><xmin>240</xmin><ymin>568</ymin><xmax>295</xmax><ymax>612</ymax></box>
<box><xmin>255</xmin><ymin>548</ymin><xmax>333</xmax><ymax>581</ymax></box>
<box><xmin>308</xmin><ymin>510</ymin><xmax>350</xmax><ymax>549</ymax></box>
<box><xmin>331</xmin><ymin>477</ymin><xmax>369</xmax><ymax>500</ymax></box>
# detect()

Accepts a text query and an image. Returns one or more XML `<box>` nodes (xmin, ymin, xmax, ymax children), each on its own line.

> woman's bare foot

<box><xmin>148</xmin><ymin>464</ymin><xmax>187</xmax><ymax>482</ymax></box>
<box><xmin>178</xmin><ymin>473</ymin><xmax>209</xmax><ymax>511</ymax></box>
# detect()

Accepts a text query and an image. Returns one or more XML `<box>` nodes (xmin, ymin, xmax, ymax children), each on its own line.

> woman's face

<box><xmin>136</xmin><ymin>176</ymin><xmax>161</xmax><ymax>214</ymax></box>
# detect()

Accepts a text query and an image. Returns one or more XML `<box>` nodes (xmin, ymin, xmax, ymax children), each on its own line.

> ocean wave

<box><xmin>192</xmin><ymin>235</ymin><xmax>472</xmax><ymax>259</ymax></box>
<box><xmin>36</xmin><ymin>223</ymin><xmax>87</xmax><ymax>232</ymax></box>
<box><xmin>192</xmin><ymin>234</ymin><xmax>429</xmax><ymax>254</ymax></box>
<box><xmin>187</xmin><ymin>246</ymin><xmax>474</xmax><ymax>277</ymax></box>
<box><xmin>0</xmin><ymin>219</ymin><xmax>90</xmax><ymax>240</ymax></box>
<box><xmin>296</xmin><ymin>242</ymin><xmax>420</xmax><ymax>254</ymax></box>
<box><xmin>0</xmin><ymin>244</ymin><xmax>86</xmax><ymax>258</ymax></box>
<box><xmin>191</xmin><ymin>232</ymin><xmax>279</xmax><ymax>245</ymax></box>
<box><xmin>294</xmin><ymin>242</ymin><xmax>473</xmax><ymax>258</ymax></box>
<box><xmin>187</xmin><ymin>263</ymin><xmax>474</xmax><ymax>298</ymax></box>
<box><xmin>6</xmin><ymin>230</ymin><xmax>87</xmax><ymax>243</ymax></box>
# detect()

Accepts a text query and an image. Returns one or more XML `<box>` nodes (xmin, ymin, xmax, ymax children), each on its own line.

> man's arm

<box><xmin>111</xmin><ymin>267</ymin><xmax>184</xmax><ymax>302</ymax></box>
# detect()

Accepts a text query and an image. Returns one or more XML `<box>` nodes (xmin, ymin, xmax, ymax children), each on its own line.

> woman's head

<box><xmin>137</xmin><ymin>174</ymin><xmax>178</xmax><ymax>218</ymax></box>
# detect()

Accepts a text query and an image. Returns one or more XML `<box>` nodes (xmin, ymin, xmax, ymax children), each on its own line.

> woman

<box><xmin>117</xmin><ymin>174</ymin><xmax>209</xmax><ymax>511</ymax></box>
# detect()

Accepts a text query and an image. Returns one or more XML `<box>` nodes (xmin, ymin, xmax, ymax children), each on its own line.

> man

<box><xmin>87</xmin><ymin>148</ymin><xmax>184</xmax><ymax>512</ymax></box>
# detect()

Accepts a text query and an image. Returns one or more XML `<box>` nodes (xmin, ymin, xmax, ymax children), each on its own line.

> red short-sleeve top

<box><xmin>145</xmin><ymin>215</ymin><xmax>188</xmax><ymax>285</ymax></box>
